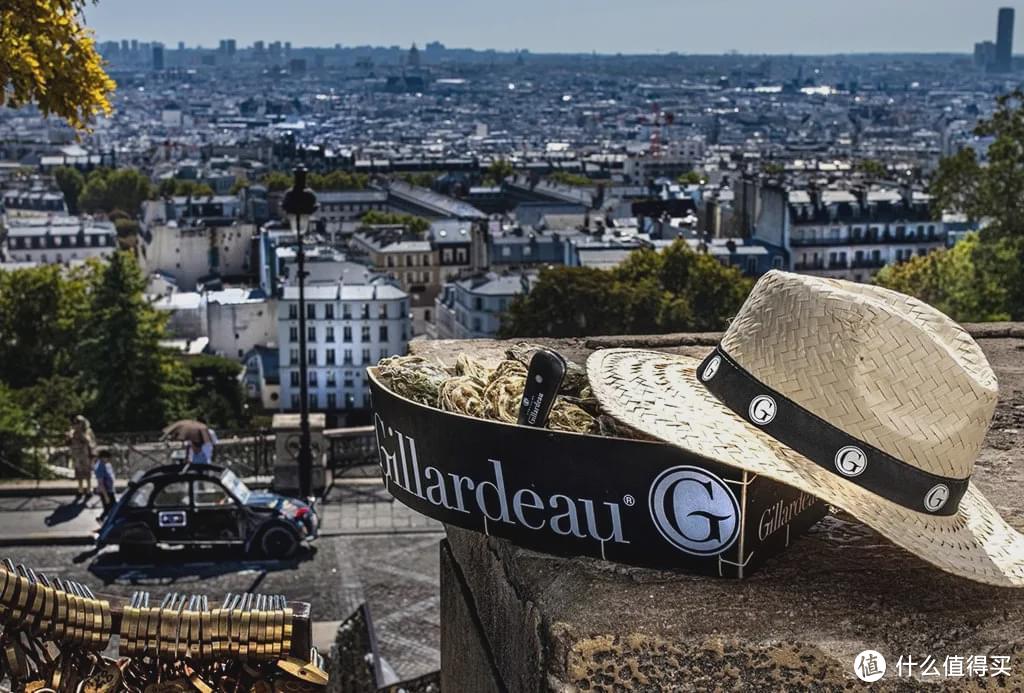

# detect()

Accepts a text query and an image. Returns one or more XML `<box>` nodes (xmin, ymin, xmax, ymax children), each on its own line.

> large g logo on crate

<box><xmin>648</xmin><ymin>466</ymin><xmax>740</xmax><ymax>556</ymax></box>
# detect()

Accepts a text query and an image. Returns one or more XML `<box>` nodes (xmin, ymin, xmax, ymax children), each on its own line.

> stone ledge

<box><xmin>415</xmin><ymin>327</ymin><xmax>1024</xmax><ymax>691</ymax></box>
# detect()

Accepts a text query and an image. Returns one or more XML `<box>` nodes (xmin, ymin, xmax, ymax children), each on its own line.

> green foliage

<box><xmin>484</xmin><ymin>159</ymin><xmax>514</xmax><ymax>186</ymax></box>
<box><xmin>79</xmin><ymin>252</ymin><xmax>190</xmax><ymax>431</ymax></box>
<box><xmin>360</xmin><ymin>210</ymin><xmax>430</xmax><ymax>235</ymax></box>
<box><xmin>262</xmin><ymin>170</ymin><xmax>368</xmax><ymax>192</ymax></box>
<box><xmin>676</xmin><ymin>170</ymin><xmax>705</xmax><ymax>185</ymax></box>
<box><xmin>157</xmin><ymin>178</ymin><xmax>215</xmax><ymax>198</ymax></box>
<box><xmin>500</xmin><ymin>240</ymin><xmax>753</xmax><ymax>338</ymax></box>
<box><xmin>547</xmin><ymin>171</ymin><xmax>592</xmax><ymax>187</ymax></box>
<box><xmin>762</xmin><ymin>161</ymin><xmax>785</xmax><ymax>176</ymax></box>
<box><xmin>0</xmin><ymin>0</ymin><xmax>115</xmax><ymax>129</ymax></box>
<box><xmin>183</xmin><ymin>355</ymin><xmax>248</xmax><ymax>429</ymax></box>
<box><xmin>0</xmin><ymin>383</ymin><xmax>43</xmax><ymax>477</ymax></box>
<box><xmin>79</xmin><ymin>168</ymin><xmax>152</xmax><ymax>216</ymax></box>
<box><xmin>875</xmin><ymin>233</ymin><xmax>1021</xmax><ymax>322</ymax></box>
<box><xmin>0</xmin><ymin>263</ymin><xmax>96</xmax><ymax>389</ymax></box>
<box><xmin>12</xmin><ymin>375</ymin><xmax>86</xmax><ymax>447</ymax></box>
<box><xmin>53</xmin><ymin>166</ymin><xmax>85</xmax><ymax>214</ymax></box>
<box><xmin>856</xmin><ymin>159</ymin><xmax>888</xmax><ymax>178</ymax></box>
<box><xmin>229</xmin><ymin>176</ymin><xmax>250</xmax><ymax>194</ymax></box>
<box><xmin>396</xmin><ymin>171</ymin><xmax>439</xmax><ymax>188</ymax></box>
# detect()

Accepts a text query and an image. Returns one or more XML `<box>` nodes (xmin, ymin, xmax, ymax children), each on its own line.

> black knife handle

<box><xmin>517</xmin><ymin>349</ymin><xmax>567</xmax><ymax>427</ymax></box>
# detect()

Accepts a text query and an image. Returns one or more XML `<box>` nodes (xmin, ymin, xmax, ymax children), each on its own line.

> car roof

<box><xmin>132</xmin><ymin>463</ymin><xmax>229</xmax><ymax>484</ymax></box>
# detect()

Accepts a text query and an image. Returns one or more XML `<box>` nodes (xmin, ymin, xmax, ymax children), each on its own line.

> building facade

<box><xmin>3</xmin><ymin>217</ymin><xmax>116</xmax><ymax>264</ymax></box>
<box><xmin>276</xmin><ymin>280</ymin><xmax>409</xmax><ymax>419</ymax></box>
<box><xmin>433</xmin><ymin>272</ymin><xmax>534</xmax><ymax>339</ymax></box>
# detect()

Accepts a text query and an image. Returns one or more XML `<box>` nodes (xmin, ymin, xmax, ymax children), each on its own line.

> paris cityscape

<box><xmin>1</xmin><ymin>1</ymin><xmax>1024</xmax><ymax>690</ymax></box>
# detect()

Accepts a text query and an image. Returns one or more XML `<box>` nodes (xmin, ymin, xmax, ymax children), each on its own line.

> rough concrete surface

<box><xmin>415</xmin><ymin>328</ymin><xmax>1024</xmax><ymax>692</ymax></box>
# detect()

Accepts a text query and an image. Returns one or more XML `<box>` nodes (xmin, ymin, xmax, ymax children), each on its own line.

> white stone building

<box><xmin>205</xmin><ymin>288</ymin><xmax>277</xmax><ymax>360</ymax></box>
<box><xmin>277</xmin><ymin>279</ymin><xmax>409</xmax><ymax>416</ymax></box>
<box><xmin>3</xmin><ymin>216</ymin><xmax>117</xmax><ymax>264</ymax></box>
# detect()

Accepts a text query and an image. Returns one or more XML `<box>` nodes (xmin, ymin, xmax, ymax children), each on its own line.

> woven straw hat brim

<box><xmin>588</xmin><ymin>348</ymin><xmax>1024</xmax><ymax>588</ymax></box>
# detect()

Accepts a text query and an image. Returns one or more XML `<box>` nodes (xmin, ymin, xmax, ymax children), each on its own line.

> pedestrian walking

<box><xmin>66</xmin><ymin>415</ymin><xmax>96</xmax><ymax>500</ymax></box>
<box><xmin>93</xmin><ymin>451</ymin><xmax>116</xmax><ymax>520</ymax></box>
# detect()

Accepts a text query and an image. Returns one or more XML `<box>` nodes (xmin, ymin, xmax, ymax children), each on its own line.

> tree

<box><xmin>263</xmin><ymin>171</ymin><xmax>293</xmax><ymax>192</ymax></box>
<box><xmin>157</xmin><ymin>178</ymin><xmax>215</xmax><ymax>198</ymax></box>
<box><xmin>183</xmin><ymin>355</ymin><xmax>248</xmax><ymax>429</ymax></box>
<box><xmin>79</xmin><ymin>168</ymin><xmax>152</xmax><ymax>216</ymax></box>
<box><xmin>54</xmin><ymin>166</ymin><xmax>85</xmax><ymax>214</ymax></box>
<box><xmin>79</xmin><ymin>252</ymin><xmax>190</xmax><ymax>431</ymax></box>
<box><xmin>500</xmin><ymin>240</ymin><xmax>752</xmax><ymax>338</ymax></box>
<box><xmin>0</xmin><ymin>383</ymin><xmax>42</xmax><ymax>477</ymax></box>
<box><xmin>229</xmin><ymin>176</ymin><xmax>250</xmax><ymax>195</ymax></box>
<box><xmin>0</xmin><ymin>263</ymin><xmax>95</xmax><ymax>389</ymax></box>
<box><xmin>360</xmin><ymin>210</ymin><xmax>430</xmax><ymax>235</ymax></box>
<box><xmin>484</xmin><ymin>159</ymin><xmax>514</xmax><ymax>185</ymax></box>
<box><xmin>548</xmin><ymin>171</ymin><xmax>591</xmax><ymax>187</ymax></box>
<box><xmin>0</xmin><ymin>0</ymin><xmax>115</xmax><ymax>129</ymax></box>
<box><xmin>856</xmin><ymin>159</ymin><xmax>888</xmax><ymax>179</ymax></box>
<box><xmin>875</xmin><ymin>233</ymin><xmax>1018</xmax><ymax>323</ymax></box>
<box><xmin>676</xmin><ymin>170</ymin><xmax>705</xmax><ymax>186</ymax></box>
<box><xmin>926</xmin><ymin>89</ymin><xmax>1024</xmax><ymax>317</ymax></box>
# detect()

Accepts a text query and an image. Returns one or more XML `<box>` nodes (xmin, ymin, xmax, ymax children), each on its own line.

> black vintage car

<box><xmin>97</xmin><ymin>463</ymin><xmax>318</xmax><ymax>559</ymax></box>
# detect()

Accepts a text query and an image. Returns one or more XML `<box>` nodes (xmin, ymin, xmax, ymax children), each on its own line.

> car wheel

<box><xmin>258</xmin><ymin>525</ymin><xmax>298</xmax><ymax>559</ymax></box>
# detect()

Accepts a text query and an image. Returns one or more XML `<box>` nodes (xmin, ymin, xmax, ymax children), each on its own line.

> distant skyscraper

<box><xmin>152</xmin><ymin>43</ymin><xmax>164</xmax><ymax>71</ymax></box>
<box><xmin>121</xmin><ymin>39</ymin><xmax>130</xmax><ymax>52</ymax></box>
<box><xmin>177</xmin><ymin>41</ymin><xmax>185</xmax><ymax>51</ymax></box>
<box><xmin>975</xmin><ymin>40</ymin><xmax>997</xmax><ymax>70</ymax></box>
<box><xmin>996</xmin><ymin>7</ymin><xmax>1014</xmax><ymax>72</ymax></box>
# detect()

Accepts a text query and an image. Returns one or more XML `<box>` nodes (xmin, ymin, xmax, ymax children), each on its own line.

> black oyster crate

<box><xmin>368</xmin><ymin>369</ymin><xmax>826</xmax><ymax>579</ymax></box>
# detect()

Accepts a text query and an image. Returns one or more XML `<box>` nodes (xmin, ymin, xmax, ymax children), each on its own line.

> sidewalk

<box><xmin>0</xmin><ymin>478</ymin><xmax>441</xmax><ymax>546</ymax></box>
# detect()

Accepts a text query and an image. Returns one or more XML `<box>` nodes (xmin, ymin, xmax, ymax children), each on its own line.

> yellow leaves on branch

<box><xmin>0</xmin><ymin>0</ymin><xmax>116</xmax><ymax>130</ymax></box>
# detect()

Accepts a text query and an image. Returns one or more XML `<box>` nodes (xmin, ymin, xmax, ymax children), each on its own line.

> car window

<box><xmin>127</xmin><ymin>482</ymin><xmax>155</xmax><ymax>508</ymax></box>
<box><xmin>220</xmin><ymin>470</ymin><xmax>251</xmax><ymax>504</ymax></box>
<box><xmin>152</xmin><ymin>481</ymin><xmax>189</xmax><ymax>507</ymax></box>
<box><xmin>193</xmin><ymin>480</ymin><xmax>231</xmax><ymax>507</ymax></box>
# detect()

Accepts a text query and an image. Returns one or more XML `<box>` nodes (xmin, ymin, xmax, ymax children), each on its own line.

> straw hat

<box><xmin>588</xmin><ymin>270</ymin><xmax>1024</xmax><ymax>587</ymax></box>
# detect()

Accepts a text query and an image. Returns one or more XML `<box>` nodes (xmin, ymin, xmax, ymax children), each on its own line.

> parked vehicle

<box><xmin>97</xmin><ymin>463</ymin><xmax>318</xmax><ymax>559</ymax></box>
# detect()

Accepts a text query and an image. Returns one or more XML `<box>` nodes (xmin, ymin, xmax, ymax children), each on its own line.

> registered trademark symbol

<box><xmin>623</xmin><ymin>494</ymin><xmax>635</xmax><ymax>506</ymax></box>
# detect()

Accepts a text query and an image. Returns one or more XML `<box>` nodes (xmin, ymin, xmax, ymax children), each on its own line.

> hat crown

<box><xmin>720</xmin><ymin>271</ymin><xmax>998</xmax><ymax>479</ymax></box>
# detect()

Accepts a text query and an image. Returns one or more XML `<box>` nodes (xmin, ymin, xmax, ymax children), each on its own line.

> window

<box><xmin>153</xmin><ymin>481</ymin><xmax>189</xmax><ymax>507</ymax></box>
<box><xmin>502</xmin><ymin>246</ymin><xmax>511</xmax><ymax>257</ymax></box>
<box><xmin>423</xmin><ymin>310</ymin><xmax>431</xmax><ymax>323</ymax></box>
<box><xmin>326</xmin><ymin>371</ymin><xmax>336</xmax><ymax>386</ymax></box>
<box><xmin>342</xmin><ymin>304</ymin><xmax>351</xmax><ymax>319</ymax></box>
<box><xmin>291</xmin><ymin>394</ymin><xmax>300</xmax><ymax>409</ymax></box>
<box><xmin>380</xmin><ymin>348</ymin><xmax>389</xmax><ymax>360</ymax></box>
<box><xmin>387</xmin><ymin>256</ymin><xmax>395</xmax><ymax>267</ymax></box>
<box><xmin>472</xmin><ymin>317</ymin><xmax>482</xmax><ymax>333</ymax></box>
<box><xmin>361</xmin><ymin>348</ymin><xmax>371</xmax><ymax>364</ymax></box>
<box><xmin>379</xmin><ymin>325</ymin><xmax>389</xmax><ymax>341</ymax></box>
<box><xmin>344</xmin><ymin>378</ymin><xmax>354</xmax><ymax>388</ymax></box>
<box><xmin>473</xmin><ymin>297</ymin><xmax>483</xmax><ymax>311</ymax></box>
<box><xmin>326</xmin><ymin>349</ymin><xmax>336</xmax><ymax>365</ymax></box>
<box><xmin>772</xmin><ymin>256</ymin><xmax>784</xmax><ymax>269</ymax></box>
<box><xmin>378</xmin><ymin>304</ymin><xmax>387</xmax><ymax>319</ymax></box>
<box><xmin>308</xmin><ymin>370</ymin><xmax>318</xmax><ymax>386</ymax></box>
<box><xmin>193</xmin><ymin>481</ymin><xmax>230</xmax><ymax>507</ymax></box>
<box><xmin>307</xmin><ymin>349</ymin><xmax>317</xmax><ymax>366</ymax></box>
<box><xmin>443</xmin><ymin>248</ymin><xmax>453</xmax><ymax>263</ymax></box>
<box><xmin>290</xmin><ymin>371</ymin><xmax>300</xmax><ymax>387</ymax></box>
<box><xmin>289</xmin><ymin>349</ymin><xmax>299</xmax><ymax>366</ymax></box>
<box><xmin>309</xmin><ymin>393</ymin><xmax>318</xmax><ymax>409</ymax></box>
<box><xmin>423</xmin><ymin>254</ymin><xmax>431</xmax><ymax>266</ymax></box>
<box><xmin>325</xmin><ymin>304</ymin><xmax>335</xmax><ymax>320</ymax></box>
<box><xmin>406</xmin><ymin>256</ymin><xmax>413</xmax><ymax>267</ymax></box>
<box><xmin>344</xmin><ymin>349</ymin><xmax>353</xmax><ymax>365</ymax></box>
<box><xmin>128</xmin><ymin>482</ymin><xmax>155</xmax><ymax>508</ymax></box>
<box><xmin>746</xmin><ymin>257</ymin><xmax>757</xmax><ymax>275</ymax></box>
<box><xmin>307</xmin><ymin>304</ymin><xmax>316</xmax><ymax>320</ymax></box>
<box><xmin>343</xmin><ymin>326</ymin><xmax>352</xmax><ymax>342</ymax></box>
<box><xmin>327</xmin><ymin>393</ymin><xmax>337</xmax><ymax>409</ymax></box>
<box><xmin>326</xmin><ymin>327</ymin><xmax>335</xmax><ymax>342</ymax></box>
<box><xmin>307</xmin><ymin>326</ymin><xmax>316</xmax><ymax>342</ymax></box>
<box><xmin>361</xmin><ymin>325</ymin><xmax>371</xmax><ymax>342</ymax></box>
<box><xmin>289</xmin><ymin>304</ymin><xmax>298</xmax><ymax>319</ymax></box>
<box><xmin>361</xmin><ymin>304</ymin><xmax>370</xmax><ymax>319</ymax></box>
<box><xmin>523</xmin><ymin>245</ymin><xmax>532</xmax><ymax>257</ymax></box>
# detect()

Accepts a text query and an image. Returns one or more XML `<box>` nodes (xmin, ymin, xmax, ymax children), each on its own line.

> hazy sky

<box><xmin>85</xmin><ymin>0</ymin><xmax>1018</xmax><ymax>55</ymax></box>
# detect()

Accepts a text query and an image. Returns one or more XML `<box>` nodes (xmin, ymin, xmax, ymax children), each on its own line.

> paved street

<box><xmin>0</xmin><ymin>482</ymin><xmax>444</xmax><ymax>682</ymax></box>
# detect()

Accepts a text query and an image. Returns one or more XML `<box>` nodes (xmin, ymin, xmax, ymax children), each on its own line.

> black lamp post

<box><xmin>281</xmin><ymin>166</ymin><xmax>319</xmax><ymax>499</ymax></box>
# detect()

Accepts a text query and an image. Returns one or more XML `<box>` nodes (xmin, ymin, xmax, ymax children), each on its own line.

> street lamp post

<box><xmin>282</xmin><ymin>166</ymin><xmax>319</xmax><ymax>499</ymax></box>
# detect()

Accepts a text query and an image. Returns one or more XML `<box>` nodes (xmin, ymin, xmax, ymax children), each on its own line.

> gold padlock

<box><xmin>79</xmin><ymin>662</ymin><xmax>122</xmax><ymax>693</ymax></box>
